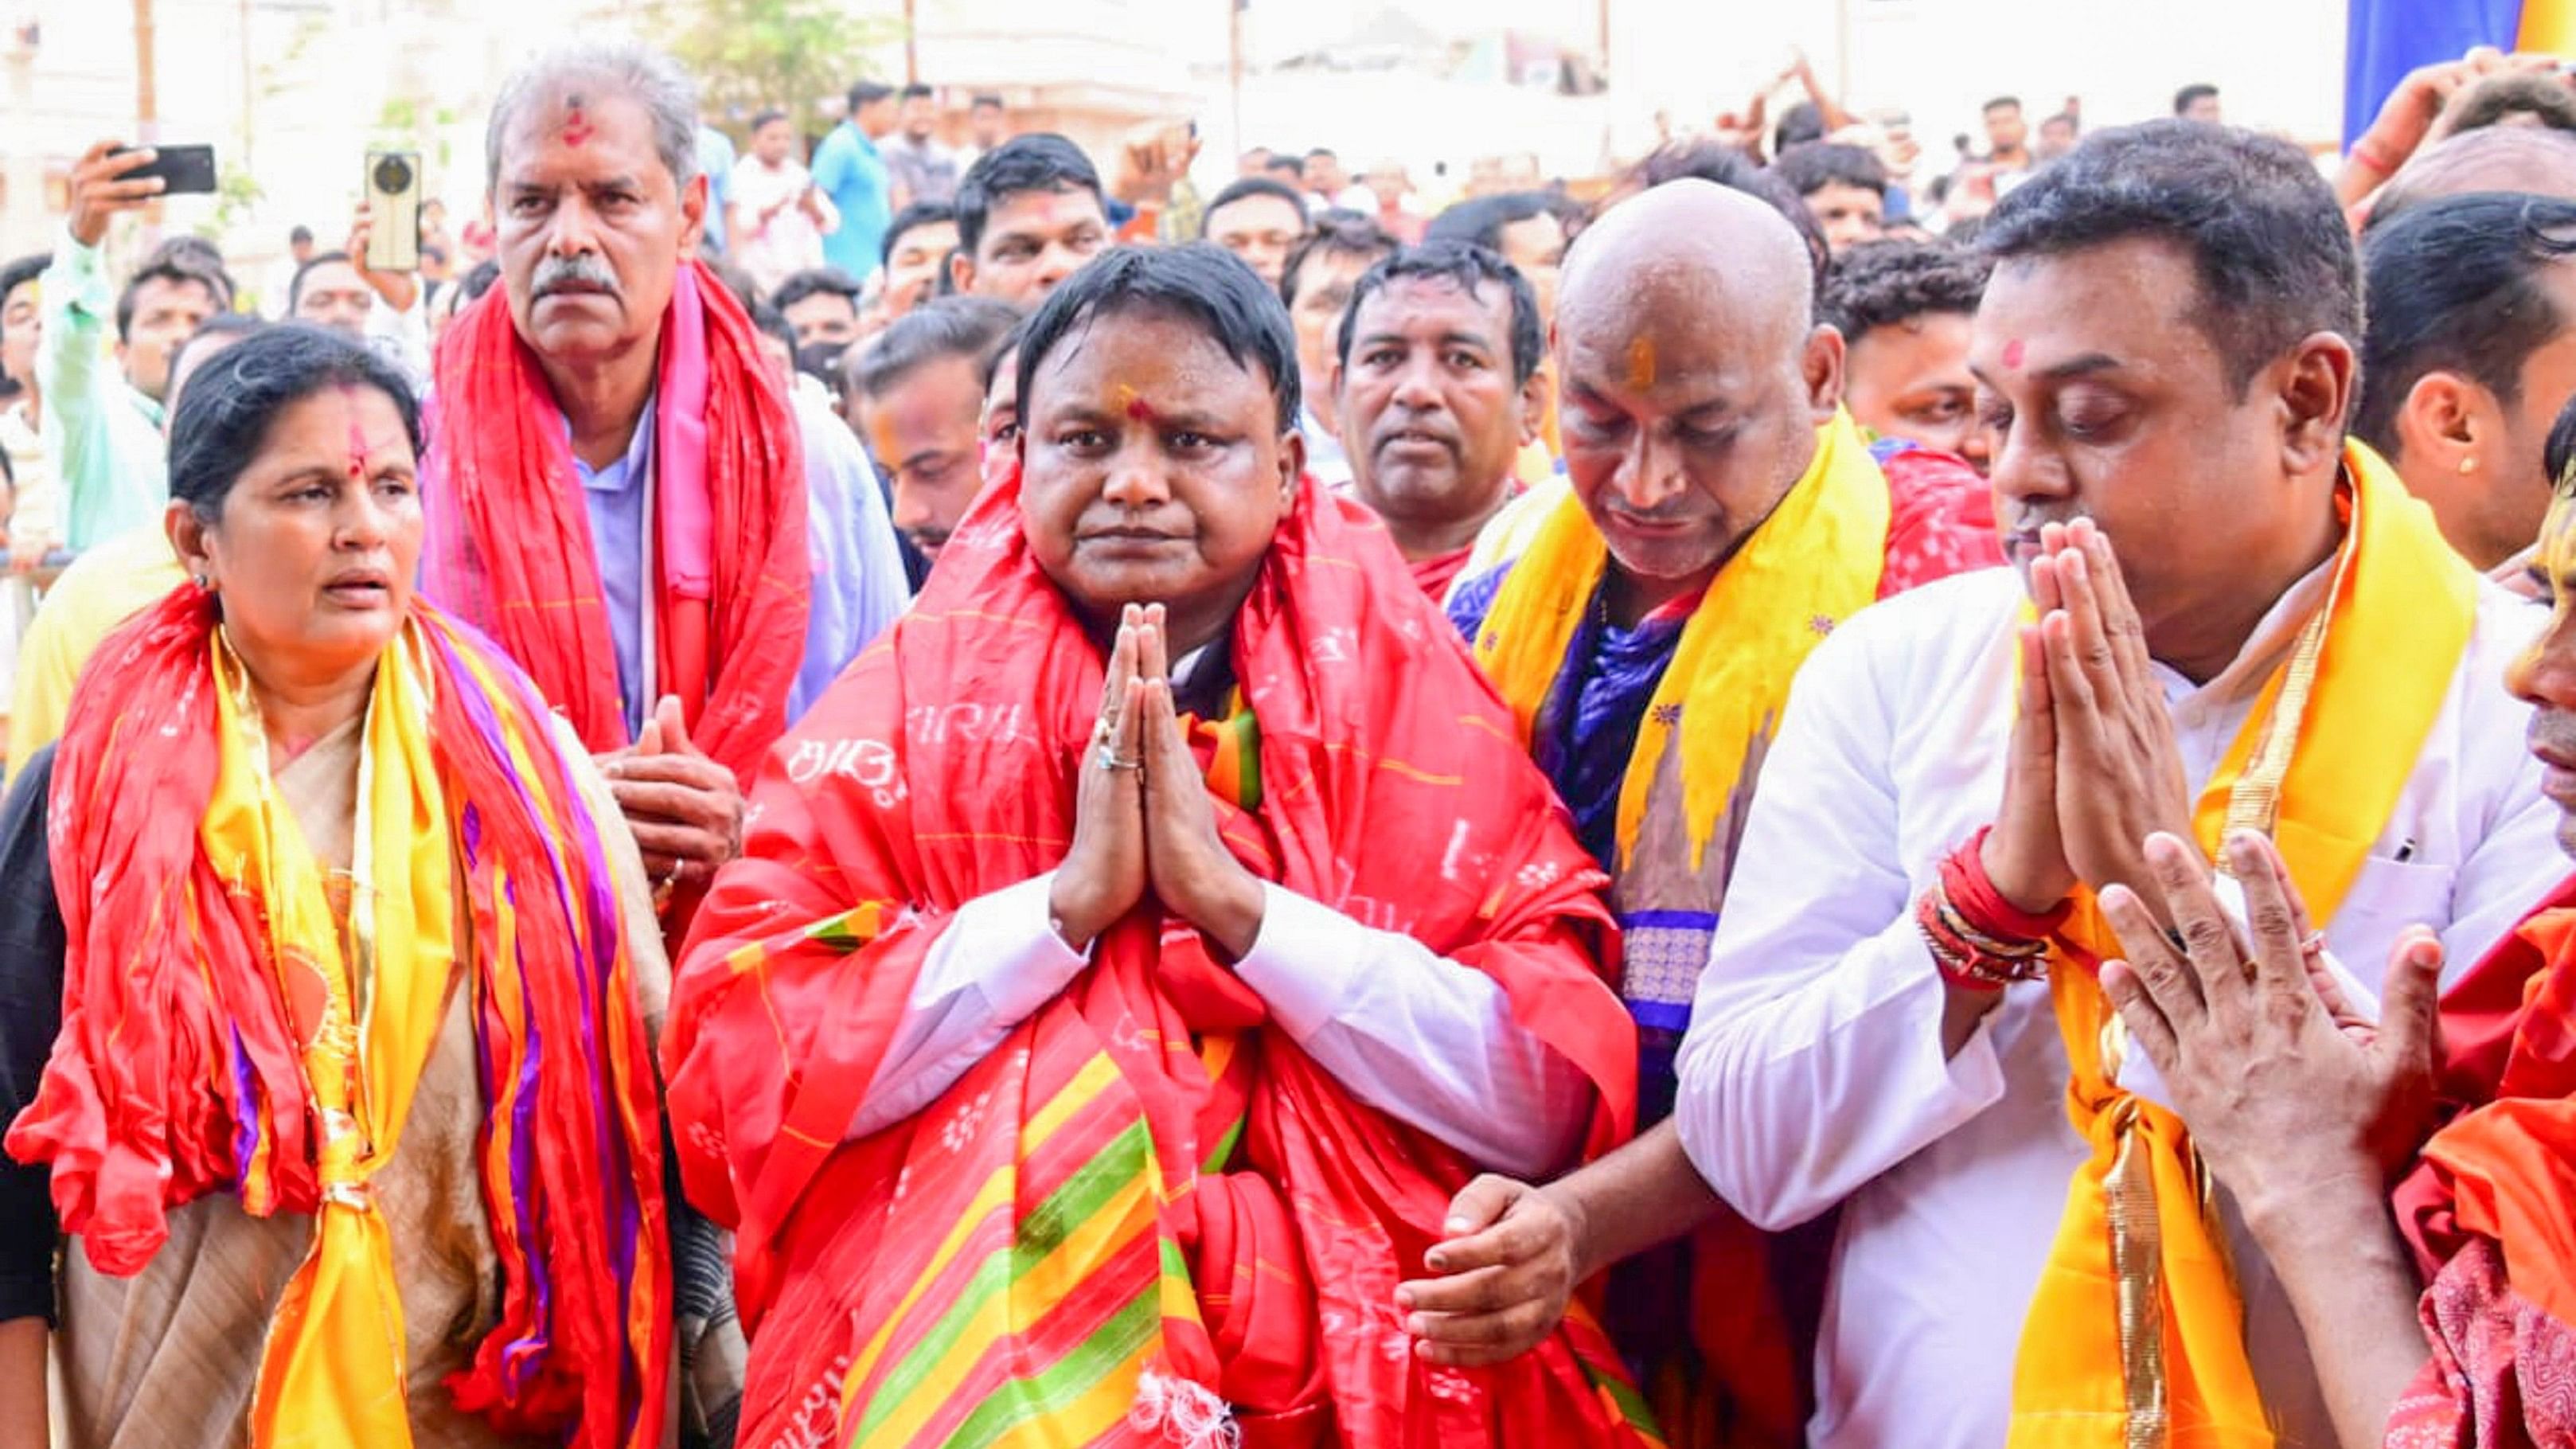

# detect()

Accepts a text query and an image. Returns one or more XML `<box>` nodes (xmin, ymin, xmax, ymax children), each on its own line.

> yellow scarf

<box><xmin>1470</xmin><ymin>409</ymin><xmax>1890</xmax><ymax>873</ymax></box>
<box><xmin>204</xmin><ymin>628</ymin><xmax>457</xmax><ymax>1449</ymax></box>
<box><xmin>2006</xmin><ymin>442</ymin><xmax>2478</xmax><ymax>1447</ymax></box>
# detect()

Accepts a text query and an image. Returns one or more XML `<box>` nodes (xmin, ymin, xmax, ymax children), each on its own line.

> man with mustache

<box><xmin>1626</xmin><ymin>123</ymin><xmax>2552</xmax><ymax>1448</ymax></box>
<box><xmin>1333</xmin><ymin>242</ymin><xmax>1546</xmax><ymax>601</ymax></box>
<box><xmin>422</xmin><ymin>41</ymin><xmax>909</xmax><ymax>921</ymax></box>
<box><xmin>1424</xmin><ymin>178</ymin><xmax>1997</xmax><ymax>1439</ymax></box>
<box><xmin>2078</xmin><ymin>478</ymin><xmax>2576</xmax><ymax>1447</ymax></box>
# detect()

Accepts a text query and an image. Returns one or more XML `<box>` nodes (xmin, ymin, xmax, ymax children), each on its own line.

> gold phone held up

<box><xmin>365</xmin><ymin>150</ymin><xmax>423</xmax><ymax>273</ymax></box>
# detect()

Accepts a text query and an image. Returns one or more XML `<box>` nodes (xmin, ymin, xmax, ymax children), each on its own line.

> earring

<box><xmin>192</xmin><ymin>572</ymin><xmax>211</xmax><ymax>590</ymax></box>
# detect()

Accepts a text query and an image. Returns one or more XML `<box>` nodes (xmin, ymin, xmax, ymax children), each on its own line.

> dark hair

<box><xmin>750</xmin><ymin>107</ymin><xmax>789</xmax><ymax>133</ymax></box>
<box><xmin>984</xmin><ymin>317</ymin><xmax>1028</xmax><ymax>389</ymax></box>
<box><xmin>458</xmin><ymin>258</ymin><xmax>503</xmax><ymax>303</ymax></box>
<box><xmin>1305</xmin><ymin>147</ymin><xmax>1337</xmax><ymax>164</ymax></box>
<box><xmin>954</xmin><ymin>134</ymin><xmax>1105</xmax><ymax>259</ymax></box>
<box><xmin>165</xmin><ymin>312</ymin><xmax>268</xmax><ymax>406</ymax></box>
<box><xmin>751</xmin><ymin>303</ymin><xmax>796</xmax><ymax>354</ymax></box>
<box><xmin>1774</xmin><ymin>100</ymin><xmax>1827</xmax><ymax>155</ymax></box>
<box><xmin>848</xmin><ymin>80</ymin><xmax>895</xmax><ymax>113</ymax></box>
<box><xmin>1771</xmin><ymin>142</ymin><xmax>1888</xmax><ymax>200</ymax></box>
<box><xmin>1423</xmin><ymin>191</ymin><xmax>1555</xmax><ymax>253</ymax></box>
<box><xmin>1263</xmin><ymin>155</ymin><xmax>1306</xmax><ymax>183</ymax></box>
<box><xmin>1016</xmin><ymin>244</ymin><xmax>1300</xmax><ymax>435</ymax></box>
<box><xmin>116</xmin><ymin>250</ymin><xmax>233</xmax><ymax>342</ymax></box>
<box><xmin>2173</xmin><ymin>83</ymin><xmax>2219</xmax><ymax>116</ymax></box>
<box><xmin>286</xmin><ymin>250</ymin><xmax>357</xmax><ymax>314</ymax></box>
<box><xmin>2355</xmin><ymin>192</ymin><xmax>2576</xmax><ymax>456</ymax></box>
<box><xmin>882</xmin><ymin>200</ymin><xmax>958</xmax><ymax>266</ymax></box>
<box><xmin>1278</xmin><ymin>214</ymin><xmax>1398</xmax><ymax>307</ymax></box>
<box><xmin>1984</xmin><ymin>96</ymin><xmax>2022</xmax><ymax>115</ymax></box>
<box><xmin>1820</xmin><ymin>238</ymin><xmax>1991</xmax><ymax>340</ymax></box>
<box><xmin>2442</xmin><ymin>72</ymin><xmax>2576</xmax><ymax>139</ymax></box>
<box><xmin>2043</xmin><ymin>111</ymin><xmax>2080</xmax><ymax>135</ymax></box>
<box><xmin>151</xmin><ymin>235</ymin><xmax>230</xmax><ymax>279</ymax></box>
<box><xmin>1335</xmin><ymin>241</ymin><xmax>1543</xmax><ymax>385</ymax></box>
<box><xmin>1628</xmin><ymin>141</ymin><xmax>1831</xmax><ymax>308</ymax></box>
<box><xmin>168</xmin><ymin>323</ymin><xmax>419</xmax><ymax>519</ymax></box>
<box><xmin>970</xmin><ymin>92</ymin><xmax>1004</xmax><ymax>111</ymax></box>
<box><xmin>772</xmin><ymin>266</ymin><xmax>864</xmax><ymax>314</ymax></box>
<box><xmin>2547</xmin><ymin>386</ymin><xmax>2576</xmax><ymax>494</ymax></box>
<box><xmin>852</xmin><ymin>295</ymin><xmax>1020</xmax><ymax>397</ymax></box>
<box><xmin>899</xmin><ymin>83</ymin><xmax>933</xmax><ymax>102</ymax></box>
<box><xmin>0</xmin><ymin>252</ymin><xmax>46</xmax><ymax>330</ymax></box>
<box><xmin>1201</xmin><ymin>178</ymin><xmax>1312</xmax><ymax>238</ymax></box>
<box><xmin>1981</xmin><ymin>120</ymin><xmax>2359</xmax><ymax>396</ymax></box>
<box><xmin>289</xmin><ymin>225</ymin><xmax>315</xmax><ymax>247</ymax></box>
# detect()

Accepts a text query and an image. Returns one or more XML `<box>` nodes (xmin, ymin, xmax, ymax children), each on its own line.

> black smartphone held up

<box><xmin>108</xmin><ymin>143</ymin><xmax>217</xmax><ymax>195</ymax></box>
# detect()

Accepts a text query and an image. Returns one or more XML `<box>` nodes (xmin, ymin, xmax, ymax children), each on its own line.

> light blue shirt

<box><xmin>810</xmin><ymin>120</ymin><xmax>891</xmax><ymax>281</ymax></box>
<box><xmin>38</xmin><ymin>228</ymin><xmax>170</xmax><ymax>549</ymax></box>
<box><xmin>697</xmin><ymin>126</ymin><xmax>739</xmax><ymax>253</ymax></box>
<box><xmin>570</xmin><ymin>396</ymin><xmax>660</xmax><ymax>739</ymax></box>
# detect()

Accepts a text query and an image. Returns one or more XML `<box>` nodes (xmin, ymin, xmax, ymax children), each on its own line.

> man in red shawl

<box><xmin>2085</xmin><ymin>477</ymin><xmax>2576</xmax><ymax>1447</ymax></box>
<box><xmin>423</xmin><ymin>41</ymin><xmax>910</xmax><ymax>915</ymax></box>
<box><xmin>663</xmin><ymin>244</ymin><xmax>1661</xmax><ymax>1447</ymax></box>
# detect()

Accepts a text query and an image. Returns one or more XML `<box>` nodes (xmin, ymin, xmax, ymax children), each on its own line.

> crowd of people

<box><xmin>0</xmin><ymin>28</ymin><xmax>2574</xmax><ymax>1449</ymax></box>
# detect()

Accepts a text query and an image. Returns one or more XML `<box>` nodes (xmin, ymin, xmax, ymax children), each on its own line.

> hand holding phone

<box><xmin>68</xmin><ymin>141</ymin><xmax>210</xmax><ymax>248</ymax></box>
<box><xmin>112</xmin><ymin>143</ymin><xmax>217</xmax><ymax>194</ymax></box>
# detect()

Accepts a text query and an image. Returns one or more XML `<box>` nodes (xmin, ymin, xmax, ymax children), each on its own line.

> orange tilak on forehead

<box><xmin>1115</xmin><ymin>382</ymin><xmax>1158</xmax><ymax>425</ymax></box>
<box><xmin>1626</xmin><ymin>336</ymin><xmax>1657</xmax><ymax>392</ymax></box>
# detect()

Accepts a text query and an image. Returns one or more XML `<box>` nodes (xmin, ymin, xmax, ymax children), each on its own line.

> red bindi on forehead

<box><xmin>560</xmin><ymin>92</ymin><xmax>595</xmax><ymax>147</ymax></box>
<box><xmin>1116</xmin><ymin>383</ymin><xmax>1159</xmax><ymax>425</ymax></box>
<box><xmin>2001</xmin><ymin>338</ymin><xmax>2027</xmax><ymax>370</ymax></box>
<box><xmin>339</xmin><ymin>384</ymin><xmax>372</xmax><ymax>476</ymax></box>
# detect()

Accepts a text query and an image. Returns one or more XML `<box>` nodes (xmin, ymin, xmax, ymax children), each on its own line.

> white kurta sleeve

<box><xmin>845</xmin><ymin>871</ymin><xmax>1089</xmax><ymax>1139</ymax></box>
<box><xmin>1232</xmin><ymin>883</ymin><xmax>1594</xmax><ymax>1178</ymax></box>
<box><xmin>1672</xmin><ymin>623</ymin><xmax>2014</xmax><ymax>1232</ymax></box>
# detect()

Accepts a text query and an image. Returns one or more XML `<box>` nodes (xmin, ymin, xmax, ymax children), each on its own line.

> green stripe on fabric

<box><xmin>852</xmin><ymin>1117</ymin><xmax>1157</xmax><ymax>1441</ymax></box>
<box><xmin>1199</xmin><ymin>1113</ymin><xmax>1246</xmax><ymax>1175</ymax></box>
<box><xmin>1230</xmin><ymin>701</ymin><xmax>1263</xmax><ymax>810</ymax></box>
<box><xmin>1587</xmin><ymin>1357</ymin><xmax>1664</xmax><ymax>1440</ymax></box>
<box><xmin>945</xmin><ymin>1287</ymin><xmax>1163</xmax><ymax>1449</ymax></box>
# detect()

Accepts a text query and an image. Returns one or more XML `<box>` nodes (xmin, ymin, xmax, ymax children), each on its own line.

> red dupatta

<box><xmin>664</xmin><ymin>471</ymin><xmax>1656</xmax><ymax>1446</ymax></box>
<box><xmin>2387</xmin><ymin>877</ymin><xmax>2576</xmax><ymax>1447</ymax></box>
<box><xmin>6</xmin><ymin>588</ymin><xmax>670</xmax><ymax>1446</ymax></box>
<box><xmin>425</xmin><ymin>260</ymin><xmax>810</xmax><ymax>782</ymax></box>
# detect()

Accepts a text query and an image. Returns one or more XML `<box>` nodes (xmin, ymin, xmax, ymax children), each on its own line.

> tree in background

<box><xmin>653</xmin><ymin>0</ymin><xmax>898</xmax><ymax>143</ymax></box>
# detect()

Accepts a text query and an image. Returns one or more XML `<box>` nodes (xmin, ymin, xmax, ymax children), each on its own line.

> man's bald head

<box><xmin>1560</xmin><ymin>178</ymin><xmax>1817</xmax><ymax>356</ymax></box>
<box><xmin>2371</xmin><ymin>126</ymin><xmax>2576</xmax><ymax>227</ymax></box>
<box><xmin>1552</xmin><ymin>178</ymin><xmax>1844</xmax><ymax>615</ymax></box>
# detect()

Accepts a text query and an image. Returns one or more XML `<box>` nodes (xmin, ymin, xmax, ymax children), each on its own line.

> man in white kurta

<box><xmin>1673</xmin><ymin>119</ymin><xmax>2565</xmax><ymax>1449</ymax></box>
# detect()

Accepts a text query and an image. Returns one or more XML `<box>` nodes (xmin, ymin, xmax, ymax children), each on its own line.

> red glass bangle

<box><xmin>1940</xmin><ymin>827</ymin><xmax>2073</xmax><ymax>946</ymax></box>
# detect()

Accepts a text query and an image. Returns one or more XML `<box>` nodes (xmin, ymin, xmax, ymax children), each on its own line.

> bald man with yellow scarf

<box><xmin>1424</xmin><ymin>178</ymin><xmax>1999</xmax><ymax>1445</ymax></box>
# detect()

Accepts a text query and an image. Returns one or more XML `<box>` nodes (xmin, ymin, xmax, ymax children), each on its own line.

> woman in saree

<box><xmin>664</xmin><ymin>244</ymin><xmax>1661</xmax><ymax>1447</ymax></box>
<box><xmin>0</xmin><ymin>325</ymin><xmax>704</xmax><ymax>1448</ymax></box>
